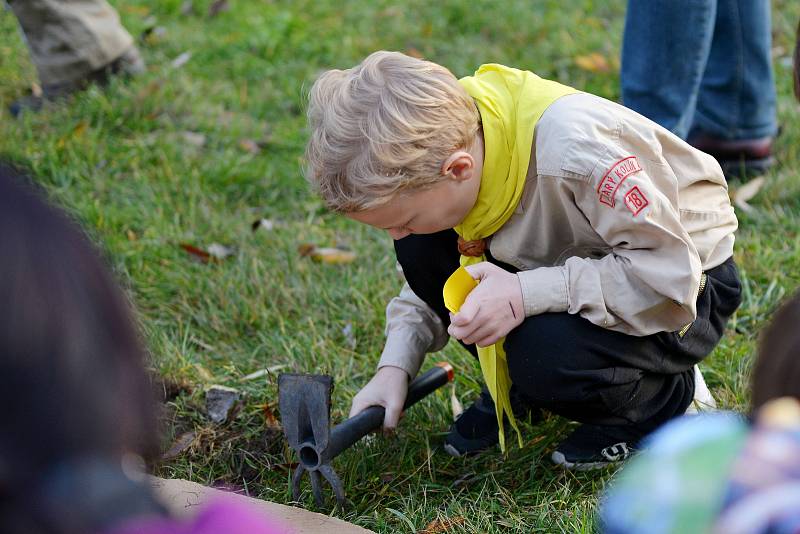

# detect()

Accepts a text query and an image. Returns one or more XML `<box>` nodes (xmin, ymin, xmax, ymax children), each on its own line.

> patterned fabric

<box><xmin>601</xmin><ymin>399</ymin><xmax>800</xmax><ymax>534</ymax></box>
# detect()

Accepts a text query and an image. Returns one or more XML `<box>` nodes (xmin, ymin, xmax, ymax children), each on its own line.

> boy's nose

<box><xmin>387</xmin><ymin>228</ymin><xmax>411</xmax><ymax>240</ymax></box>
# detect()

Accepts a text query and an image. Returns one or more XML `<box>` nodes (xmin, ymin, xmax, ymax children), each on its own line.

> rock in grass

<box><xmin>205</xmin><ymin>385</ymin><xmax>240</xmax><ymax>423</ymax></box>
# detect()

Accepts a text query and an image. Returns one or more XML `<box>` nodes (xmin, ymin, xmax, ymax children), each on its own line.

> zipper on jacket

<box><xmin>678</xmin><ymin>273</ymin><xmax>708</xmax><ymax>338</ymax></box>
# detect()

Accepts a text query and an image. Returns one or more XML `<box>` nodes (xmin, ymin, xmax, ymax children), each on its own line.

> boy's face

<box><xmin>346</xmin><ymin>145</ymin><xmax>483</xmax><ymax>240</ymax></box>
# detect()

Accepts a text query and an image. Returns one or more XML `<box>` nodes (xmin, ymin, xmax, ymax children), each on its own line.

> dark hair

<box><xmin>751</xmin><ymin>291</ymin><xmax>800</xmax><ymax>410</ymax></box>
<box><xmin>0</xmin><ymin>164</ymin><xmax>161</xmax><ymax>530</ymax></box>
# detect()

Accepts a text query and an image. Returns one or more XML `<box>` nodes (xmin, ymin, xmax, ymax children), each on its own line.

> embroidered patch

<box><xmin>624</xmin><ymin>186</ymin><xmax>649</xmax><ymax>216</ymax></box>
<box><xmin>597</xmin><ymin>156</ymin><xmax>642</xmax><ymax>207</ymax></box>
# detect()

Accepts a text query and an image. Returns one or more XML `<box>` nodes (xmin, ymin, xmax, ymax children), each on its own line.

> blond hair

<box><xmin>305</xmin><ymin>51</ymin><xmax>480</xmax><ymax>212</ymax></box>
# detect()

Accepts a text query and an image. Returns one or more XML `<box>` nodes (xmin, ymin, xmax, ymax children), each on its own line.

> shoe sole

<box><xmin>443</xmin><ymin>443</ymin><xmax>465</xmax><ymax>457</ymax></box>
<box><xmin>550</xmin><ymin>451</ymin><xmax>617</xmax><ymax>471</ymax></box>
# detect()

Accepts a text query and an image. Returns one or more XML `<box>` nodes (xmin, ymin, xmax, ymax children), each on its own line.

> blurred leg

<box><xmin>692</xmin><ymin>0</ymin><xmax>778</xmax><ymax>139</ymax></box>
<box><xmin>8</xmin><ymin>0</ymin><xmax>135</xmax><ymax>87</ymax></box>
<box><xmin>621</xmin><ymin>0</ymin><xmax>716</xmax><ymax>139</ymax></box>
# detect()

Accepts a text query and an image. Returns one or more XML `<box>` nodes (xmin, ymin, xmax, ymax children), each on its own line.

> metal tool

<box><xmin>278</xmin><ymin>362</ymin><xmax>454</xmax><ymax>507</ymax></box>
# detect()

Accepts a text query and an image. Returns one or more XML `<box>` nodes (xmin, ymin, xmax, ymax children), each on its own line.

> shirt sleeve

<box><xmin>516</xmin><ymin>149</ymin><xmax>703</xmax><ymax>336</ymax></box>
<box><xmin>377</xmin><ymin>282</ymin><xmax>449</xmax><ymax>378</ymax></box>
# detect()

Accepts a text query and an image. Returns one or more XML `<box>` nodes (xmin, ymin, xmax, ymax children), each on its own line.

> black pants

<box><xmin>395</xmin><ymin>230</ymin><xmax>742</xmax><ymax>431</ymax></box>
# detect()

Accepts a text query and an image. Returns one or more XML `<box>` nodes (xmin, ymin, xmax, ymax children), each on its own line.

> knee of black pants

<box><xmin>504</xmin><ymin>313</ymin><xmax>693</xmax><ymax>426</ymax></box>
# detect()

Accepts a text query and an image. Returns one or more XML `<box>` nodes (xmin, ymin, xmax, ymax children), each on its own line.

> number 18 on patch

<box><xmin>624</xmin><ymin>186</ymin><xmax>649</xmax><ymax>216</ymax></box>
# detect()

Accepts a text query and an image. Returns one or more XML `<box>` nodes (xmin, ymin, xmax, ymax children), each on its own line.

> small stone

<box><xmin>205</xmin><ymin>385</ymin><xmax>240</xmax><ymax>423</ymax></box>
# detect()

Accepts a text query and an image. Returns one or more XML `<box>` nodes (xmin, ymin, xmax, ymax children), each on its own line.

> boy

<box><xmin>305</xmin><ymin>51</ymin><xmax>741</xmax><ymax>469</ymax></box>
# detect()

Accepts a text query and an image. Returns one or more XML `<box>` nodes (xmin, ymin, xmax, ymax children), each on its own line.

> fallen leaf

<box><xmin>171</xmin><ymin>51</ymin><xmax>192</xmax><ymax>69</ymax></box>
<box><xmin>298</xmin><ymin>244</ymin><xmax>357</xmax><ymax>264</ymax></box>
<box><xmin>208</xmin><ymin>0</ymin><xmax>229</xmax><ymax>17</ymax></box>
<box><xmin>180</xmin><ymin>243</ymin><xmax>211</xmax><ymax>263</ymax></box>
<box><xmin>181</xmin><ymin>131</ymin><xmax>206</xmax><ymax>147</ymax></box>
<box><xmin>207</xmin><ymin>242</ymin><xmax>235</xmax><ymax>259</ymax></box>
<box><xmin>31</xmin><ymin>82</ymin><xmax>42</xmax><ymax>98</ymax></box>
<box><xmin>262</xmin><ymin>403</ymin><xmax>280</xmax><ymax>428</ymax></box>
<box><xmin>162</xmin><ymin>431</ymin><xmax>196</xmax><ymax>460</ymax></box>
<box><xmin>126</xmin><ymin>229</ymin><xmax>138</xmax><ymax>241</ymax></box>
<box><xmin>297</xmin><ymin>243</ymin><xmax>316</xmax><ymax>257</ymax></box>
<box><xmin>574</xmin><ymin>52</ymin><xmax>611</xmax><ymax>73</ymax></box>
<box><xmin>732</xmin><ymin>176</ymin><xmax>766</xmax><ymax>213</ymax></box>
<box><xmin>251</xmin><ymin>218</ymin><xmax>276</xmax><ymax>232</ymax></box>
<box><xmin>419</xmin><ymin>516</ymin><xmax>466</xmax><ymax>534</ymax></box>
<box><xmin>406</xmin><ymin>47</ymin><xmax>424</xmax><ymax>59</ymax></box>
<box><xmin>238</xmin><ymin>138</ymin><xmax>261</xmax><ymax>154</ymax></box>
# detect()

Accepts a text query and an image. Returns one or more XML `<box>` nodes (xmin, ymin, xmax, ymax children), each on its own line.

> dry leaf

<box><xmin>262</xmin><ymin>403</ymin><xmax>280</xmax><ymax>428</ymax></box>
<box><xmin>208</xmin><ymin>0</ymin><xmax>229</xmax><ymax>17</ymax></box>
<box><xmin>574</xmin><ymin>52</ymin><xmax>611</xmax><ymax>73</ymax></box>
<box><xmin>126</xmin><ymin>229</ymin><xmax>138</xmax><ymax>241</ymax></box>
<box><xmin>251</xmin><ymin>218</ymin><xmax>276</xmax><ymax>232</ymax></box>
<box><xmin>180</xmin><ymin>243</ymin><xmax>211</xmax><ymax>263</ymax></box>
<box><xmin>298</xmin><ymin>244</ymin><xmax>357</xmax><ymax>264</ymax></box>
<box><xmin>171</xmin><ymin>51</ymin><xmax>192</xmax><ymax>69</ymax></box>
<box><xmin>31</xmin><ymin>82</ymin><xmax>42</xmax><ymax>98</ymax></box>
<box><xmin>297</xmin><ymin>243</ymin><xmax>316</xmax><ymax>257</ymax></box>
<box><xmin>406</xmin><ymin>47</ymin><xmax>424</xmax><ymax>59</ymax></box>
<box><xmin>239</xmin><ymin>138</ymin><xmax>261</xmax><ymax>154</ymax></box>
<box><xmin>207</xmin><ymin>243</ymin><xmax>235</xmax><ymax>259</ymax></box>
<box><xmin>419</xmin><ymin>516</ymin><xmax>466</xmax><ymax>534</ymax></box>
<box><xmin>732</xmin><ymin>176</ymin><xmax>765</xmax><ymax>213</ymax></box>
<box><xmin>162</xmin><ymin>431</ymin><xmax>196</xmax><ymax>460</ymax></box>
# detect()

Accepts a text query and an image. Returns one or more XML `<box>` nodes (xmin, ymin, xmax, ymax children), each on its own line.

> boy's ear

<box><xmin>441</xmin><ymin>151</ymin><xmax>474</xmax><ymax>182</ymax></box>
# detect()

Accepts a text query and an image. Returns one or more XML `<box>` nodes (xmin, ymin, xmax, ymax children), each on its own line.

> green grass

<box><xmin>1</xmin><ymin>1</ymin><xmax>799</xmax><ymax>532</ymax></box>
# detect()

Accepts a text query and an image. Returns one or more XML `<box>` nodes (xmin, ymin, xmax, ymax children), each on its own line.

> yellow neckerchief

<box><xmin>444</xmin><ymin>64</ymin><xmax>578</xmax><ymax>452</ymax></box>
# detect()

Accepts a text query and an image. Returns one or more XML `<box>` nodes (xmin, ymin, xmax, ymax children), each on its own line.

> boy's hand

<box><xmin>447</xmin><ymin>262</ymin><xmax>524</xmax><ymax>347</ymax></box>
<box><xmin>349</xmin><ymin>365</ymin><xmax>409</xmax><ymax>430</ymax></box>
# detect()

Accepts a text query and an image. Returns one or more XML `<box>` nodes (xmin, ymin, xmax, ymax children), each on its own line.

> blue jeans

<box><xmin>622</xmin><ymin>0</ymin><xmax>778</xmax><ymax>141</ymax></box>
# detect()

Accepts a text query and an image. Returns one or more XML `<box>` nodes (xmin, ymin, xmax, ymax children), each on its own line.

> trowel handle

<box><xmin>324</xmin><ymin>362</ymin><xmax>454</xmax><ymax>461</ymax></box>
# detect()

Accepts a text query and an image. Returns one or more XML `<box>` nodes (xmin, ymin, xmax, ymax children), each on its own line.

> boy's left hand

<box><xmin>447</xmin><ymin>262</ymin><xmax>524</xmax><ymax>347</ymax></box>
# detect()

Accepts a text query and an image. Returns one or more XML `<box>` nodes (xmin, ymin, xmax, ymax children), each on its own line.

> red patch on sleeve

<box><xmin>597</xmin><ymin>156</ymin><xmax>642</xmax><ymax>207</ymax></box>
<box><xmin>624</xmin><ymin>186</ymin><xmax>649</xmax><ymax>216</ymax></box>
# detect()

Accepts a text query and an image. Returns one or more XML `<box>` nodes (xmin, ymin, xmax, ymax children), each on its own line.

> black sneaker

<box><xmin>551</xmin><ymin>423</ymin><xmax>644</xmax><ymax>471</ymax></box>
<box><xmin>444</xmin><ymin>387</ymin><xmax>538</xmax><ymax>457</ymax></box>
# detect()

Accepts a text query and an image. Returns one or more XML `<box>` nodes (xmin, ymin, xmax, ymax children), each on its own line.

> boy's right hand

<box><xmin>349</xmin><ymin>365</ymin><xmax>409</xmax><ymax>430</ymax></box>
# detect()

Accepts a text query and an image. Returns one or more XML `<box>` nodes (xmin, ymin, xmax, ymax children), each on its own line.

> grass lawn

<box><xmin>1</xmin><ymin>1</ymin><xmax>799</xmax><ymax>531</ymax></box>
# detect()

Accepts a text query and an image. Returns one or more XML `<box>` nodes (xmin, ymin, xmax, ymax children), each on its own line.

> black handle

<box><xmin>323</xmin><ymin>363</ymin><xmax>453</xmax><ymax>461</ymax></box>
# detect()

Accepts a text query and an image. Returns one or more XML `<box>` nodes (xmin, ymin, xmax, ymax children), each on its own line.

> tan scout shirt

<box><xmin>379</xmin><ymin>93</ymin><xmax>738</xmax><ymax>379</ymax></box>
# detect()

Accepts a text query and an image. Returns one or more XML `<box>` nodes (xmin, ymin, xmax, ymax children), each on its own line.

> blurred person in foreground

<box><xmin>600</xmin><ymin>291</ymin><xmax>800</xmax><ymax>533</ymax></box>
<box><xmin>0</xmin><ymin>164</ymin><xmax>287</xmax><ymax>534</ymax></box>
<box><xmin>6</xmin><ymin>0</ymin><xmax>145</xmax><ymax>117</ymax></box>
